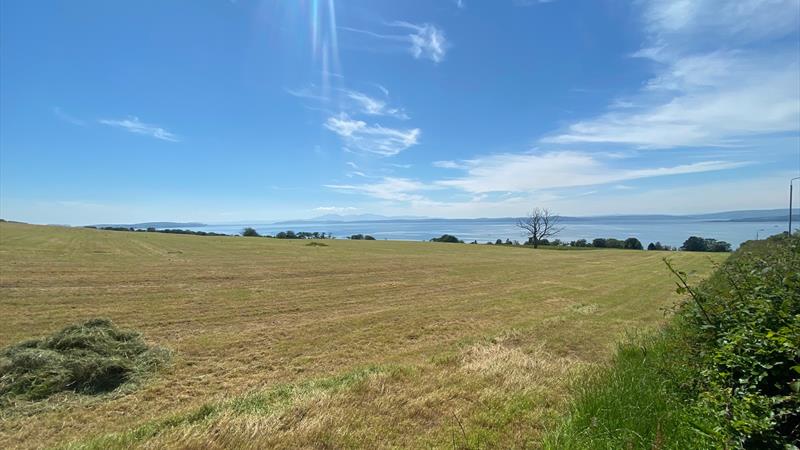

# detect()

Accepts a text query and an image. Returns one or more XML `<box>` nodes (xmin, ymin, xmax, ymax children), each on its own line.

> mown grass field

<box><xmin>0</xmin><ymin>222</ymin><xmax>726</xmax><ymax>449</ymax></box>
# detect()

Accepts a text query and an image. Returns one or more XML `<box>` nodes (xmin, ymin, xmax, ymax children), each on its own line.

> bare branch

<box><xmin>516</xmin><ymin>208</ymin><xmax>564</xmax><ymax>248</ymax></box>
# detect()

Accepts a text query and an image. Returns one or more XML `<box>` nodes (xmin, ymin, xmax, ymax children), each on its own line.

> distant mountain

<box><xmin>685</xmin><ymin>209</ymin><xmax>791</xmax><ymax>221</ymax></box>
<box><xmin>91</xmin><ymin>222</ymin><xmax>207</xmax><ymax>229</ymax></box>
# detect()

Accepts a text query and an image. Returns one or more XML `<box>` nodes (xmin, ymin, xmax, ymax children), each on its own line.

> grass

<box><xmin>0</xmin><ymin>222</ymin><xmax>726</xmax><ymax>448</ymax></box>
<box><xmin>541</xmin><ymin>332</ymin><xmax>716</xmax><ymax>450</ymax></box>
<box><xmin>0</xmin><ymin>318</ymin><xmax>169</xmax><ymax>402</ymax></box>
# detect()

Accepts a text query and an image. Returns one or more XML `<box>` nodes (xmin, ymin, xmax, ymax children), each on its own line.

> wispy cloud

<box><xmin>325</xmin><ymin>177</ymin><xmax>431</xmax><ymax>202</ymax></box>
<box><xmin>544</xmin><ymin>0</ymin><xmax>800</xmax><ymax>149</ymax></box>
<box><xmin>285</xmin><ymin>86</ymin><xmax>330</xmax><ymax>102</ymax></box>
<box><xmin>99</xmin><ymin>116</ymin><xmax>179</xmax><ymax>142</ymax></box>
<box><xmin>433</xmin><ymin>160</ymin><xmax>466</xmax><ymax>169</ymax></box>
<box><xmin>342</xmin><ymin>89</ymin><xmax>408</xmax><ymax>119</ymax></box>
<box><xmin>341</xmin><ymin>21</ymin><xmax>448</xmax><ymax>63</ymax></box>
<box><xmin>436</xmin><ymin>151</ymin><xmax>750</xmax><ymax>193</ymax></box>
<box><xmin>52</xmin><ymin>107</ymin><xmax>86</xmax><ymax>126</ymax></box>
<box><xmin>324</xmin><ymin>113</ymin><xmax>420</xmax><ymax>156</ymax></box>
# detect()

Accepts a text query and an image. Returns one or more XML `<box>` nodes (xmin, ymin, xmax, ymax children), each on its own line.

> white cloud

<box><xmin>342</xmin><ymin>89</ymin><xmax>408</xmax><ymax>119</ymax></box>
<box><xmin>324</xmin><ymin>113</ymin><xmax>420</xmax><ymax>156</ymax></box>
<box><xmin>341</xmin><ymin>22</ymin><xmax>448</xmax><ymax>63</ymax></box>
<box><xmin>433</xmin><ymin>160</ymin><xmax>466</xmax><ymax>169</ymax></box>
<box><xmin>99</xmin><ymin>116</ymin><xmax>179</xmax><ymax>142</ymax></box>
<box><xmin>391</xmin><ymin>22</ymin><xmax>448</xmax><ymax>63</ymax></box>
<box><xmin>544</xmin><ymin>0</ymin><xmax>800</xmax><ymax>149</ymax></box>
<box><xmin>435</xmin><ymin>151</ymin><xmax>750</xmax><ymax>193</ymax></box>
<box><xmin>325</xmin><ymin>177</ymin><xmax>431</xmax><ymax>202</ymax></box>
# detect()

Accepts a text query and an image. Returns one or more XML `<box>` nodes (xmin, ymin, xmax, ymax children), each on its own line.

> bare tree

<box><xmin>516</xmin><ymin>208</ymin><xmax>564</xmax><ymax>248</ymax></box>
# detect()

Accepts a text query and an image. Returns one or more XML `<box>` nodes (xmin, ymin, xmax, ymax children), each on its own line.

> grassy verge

<box><xmin>544</xmin><ymin>234</ymin><xmax>800</xmax><ymax>449</ymax></box>
<box><xmin>542</xmin><ymin>332</ymin><xmax>718</xmax><ymax>449</ymax></box>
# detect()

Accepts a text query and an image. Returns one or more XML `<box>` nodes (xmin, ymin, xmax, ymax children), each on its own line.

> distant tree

<box><xmin>682</xmin><ymin>236</ymin><xmax>708</xmax><ymax>252</ymax></box>
<box><xmin>495</xmin><ymin>239</ymin><xmax>503</xmax><ymax>245</ymax></box>
<box><xmin>606</xmin><ymin>238</ymin><xmax>624</xmax><ymax>249</ymax></box>
<box><xmin>242</xmin><ymin>227</ymin><xmax>260</xmax><ymax>237</ymax></box>
<box><xmin>470</xmin><ymin>240</ymin><xmax>478</xmax><ymax>244</ymax></box>
<box><xmin>349</xmin><ymin>234</ymin><xmax>365</xmax><ymax>240</ymax></box>
<box><xmin>623</xmin><ymin>237</ymin><xmax>644</xmax><ymax>250</ymax></box>
<box><xmin>706</xmin><ymin>239</ymin><xmax>732</xmax><ymax>252</ymax></box>
<box><xmin>431</xmin><ymin>234</ymin><xmax>462</xmax><ymax>243</ymax></box>
<box><xmin>516</xmin><ymin>208</ymin><xmax>564</xmax><ymax>249</ymax></box>
<box><xmin>571</xmin><ymin>239</ymin><xmax>590</xmax><ymax>247</ymax></box>
<box><xmin>364</xmin><ymin>235</ymin><xmax>376</xmax><ymax>240</ymax></box>
<box><xmin>647</xmin><ymin>242</ymin><xmax>656</xmax><ymax>251</ymax></box>
<box><xmin>592</xmin><ymin>238</ymin><xmax>607</xmax><ymax>248</ymax></box>
<box><xmin>505</xmin><ymin>238</ymin><xmax>513</xmax><ymax>245</ymax></box>
<box><xmin>146</xmin><ymin>227</ymin><xmax>156</xmax><ymax>232</ymax></box>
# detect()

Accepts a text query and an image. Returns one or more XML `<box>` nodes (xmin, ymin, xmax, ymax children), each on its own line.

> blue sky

<box><xmin>1</xmin><ymin>0</ymin><xmax>799</xmax><ymax>224</ymax></box>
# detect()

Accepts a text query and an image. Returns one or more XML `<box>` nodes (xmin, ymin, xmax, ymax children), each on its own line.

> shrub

<box><xmin>431</xmin><ymin>234</ymin><xmax>462</xmax><ymax>243</ymax></box>
<box><xmin>592</xmin><ymin>238</ymin><xmax>607</xmax><ymax>248</ymax></box>
<box><xmin>0</xmin><ymin>319</ymin><xmax>170</xmax><ymax>401</ymax></box>
<box><xmin>681</xmin><ymin>236</ymin><xmax>732</xmax><ymax>252</ymax></box>
<box><xmin>242</xmin><ymin>227</ymin><xmax>260</xmax><ymax>237</ymax></box>
<box><xmin>623</xmin><ymin>237</ymin><xmax>643</xmax><ymax>250</ymax></box>
<box><xmin>669</xmin><ymin>235</ymin><xmax>799</xmax><ymax>446</ymax></box>
<box><xmin>546</xmin><ymin>235</ymin><xmax>799</xmax><ymax>449</ymax></box>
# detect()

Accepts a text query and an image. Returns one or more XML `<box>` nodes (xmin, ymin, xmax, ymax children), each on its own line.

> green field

<box><xmin>0</xmin><ymin>222</ymin><xmax>726</xmax><ymax>449</ymax></box>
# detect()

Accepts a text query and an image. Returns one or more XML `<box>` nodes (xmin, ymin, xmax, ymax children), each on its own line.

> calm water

<box><xmin>173</xmin><ymin>218</ymin><xmax>790</xmax><ymax>249</ymax></box>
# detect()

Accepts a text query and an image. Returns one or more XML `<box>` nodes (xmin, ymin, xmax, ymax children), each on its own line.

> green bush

<box><xmin>546</xmin><ymin>234</ymin><xmax>799</xmax><ymax>449</ymax></box>
<box><xmin>241</xmin><ymin>227</ymin><xmax>260</xmax><ymax>237</ymax></box>
<box><xmin>431</xmin><ymin>234</ymin><xmax>462</xmax><ymax>243</ymax></box>
<box><xmin>670</xmin><ymin>234</ymin><xmax>799</xmax><ymax>447</ymax></box>
<box><xmin>0</xmin><ymin>319</ymin><xmax>170</xmax><ymax>401</ymax></box>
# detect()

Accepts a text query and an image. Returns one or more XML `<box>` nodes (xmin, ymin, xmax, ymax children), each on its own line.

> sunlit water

<box><xmin>172</xmin><ymin>218</ymin><xmax>791</xmax><ymax>248</ymax></box>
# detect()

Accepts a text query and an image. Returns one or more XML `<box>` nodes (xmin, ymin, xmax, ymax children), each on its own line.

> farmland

<box><xmin>0</xmin><ymin>222</ymin><xmax>726</xmax><ymax>448</ymax></box>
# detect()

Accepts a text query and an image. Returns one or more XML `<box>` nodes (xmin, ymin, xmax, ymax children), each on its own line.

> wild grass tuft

<box><xmin>542</xmin><ymin>332</ymin><xmax>717</xmax><ymax>450</ymax></box>
<box><xmin>0</xmin><ymin>318</ymin><xmax>170</xmax><ymax>402</ymax></box>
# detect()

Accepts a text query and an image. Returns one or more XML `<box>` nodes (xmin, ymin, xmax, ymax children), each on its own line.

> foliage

<box><xmin>430</xmin><ymin>234</ymin><xmax>463</xmax><ymax>243</ymax></box>
<box><xmin>349</xmin><ymin>234</ymin><xmax>376</xmax><ymax>240</ymax></box>
<box><xmin>623</xmin><ymin>237</ymin><xmax>644</xmax><ymax>250</ymax></box>
<box><xmin>546</xmin><ymin>234</ymin><xmax>799</xmax><ymax>449</ymax></box>
<box><xmin>0</xmin><ymin>319</ymin><xmax>169</xmax><ymax>402</ymax></box>
<box><xmin>681</xmin><ymin>236</ymin><xmax>732</xmax><ymax>252</ymax></box>
<box><xmin>570</xmin><ymin>239</ymin><xmax>590</xmax><ymax>247</ymax></box>
<box><xmin>274</xmin><ymin>231</ymin><xmax>332</xmax><ymax>239</ymax></box>
<box><xmin>668</xmin><ymin>234</ymin><xmax>799</xmax><ymax>447</ymax></box>
<box><xmin>648</xmin><ymin>241</ymin><xmax>673</xmax><ymax>251</ymax></box>
<box><xmin>241</xmin><ymin>227</ymin><xmax>260</xmax><ymax>237</ymax></box>
<box><xmin>93</xmin><ymin>226</ymin><xmax>229</xmax><ymax>237</ymax></box>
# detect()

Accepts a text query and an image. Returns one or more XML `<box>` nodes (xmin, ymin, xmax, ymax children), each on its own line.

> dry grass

<box><xmin>0</xmin><ymin>222</ymin><xmax>726</xmax><ymax>448</ymax></box>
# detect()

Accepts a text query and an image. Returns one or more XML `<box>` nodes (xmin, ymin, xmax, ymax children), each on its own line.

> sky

<box><xmin>1</xmin><ymin>0</ymin><xmax>799</xmax><ymax>225</ymax></box>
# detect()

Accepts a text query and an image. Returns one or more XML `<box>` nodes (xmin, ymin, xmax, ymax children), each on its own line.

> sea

<box><xmin>169</xmin><ymin>217</ymin><xmax>791</xmax><ymax>249</ymax></box>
